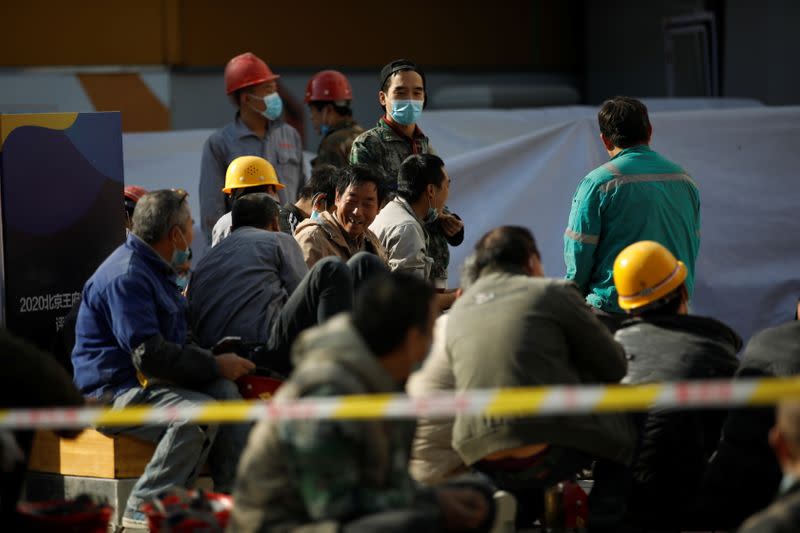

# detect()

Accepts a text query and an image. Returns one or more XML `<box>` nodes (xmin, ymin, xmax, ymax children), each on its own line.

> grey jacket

<box><xmin>188</xmin><ymin>227</ymin><xmax>308</xmax><ymax>348</ymax></box>
<box><xmin>199</xmin><ymin>115</ymin><xmax>304</xmax><ymax>239</ymax></box>
<box><xmin>447</xmin><ymin>272</ymin><xmax>636</xmax><ymax>466</ymax></box>
<box><xmin>229</xmin><ymin>315</ymin><xmax>440</xmax><ymax>533</ymax></box>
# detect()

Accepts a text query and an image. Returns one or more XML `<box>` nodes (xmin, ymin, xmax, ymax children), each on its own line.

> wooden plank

<box><xmin>28</xmin><ymin>430</ymin><xmax>155</xmax><ymax>479</ymax></box>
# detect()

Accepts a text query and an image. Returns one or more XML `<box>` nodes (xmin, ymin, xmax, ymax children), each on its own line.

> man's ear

<box><xmin>600</xmin><ymin>133</ymin><xmax>615</xmax><ymax>151</ymax></box>
<box><xmin>379</xmin><ymin>91</ymin><xmax>387</xmax><ymax>110</ymax></box>
<box><xmin>770</xmin><ymin>425</ymin><xmax>793</xmax><ymax>464</ymax></box>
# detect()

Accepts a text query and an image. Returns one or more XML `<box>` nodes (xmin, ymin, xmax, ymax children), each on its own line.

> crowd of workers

<box><xmin>1</xmin><ymin>51</ymin><xmax>799</xmax><ymax>533</ymax></box>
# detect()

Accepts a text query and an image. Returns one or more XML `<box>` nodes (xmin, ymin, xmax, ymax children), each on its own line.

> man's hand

<box><xmin>437</xmin><ymin>487</ymin><xmax>489</xmax><ymax>531</ymax></box>
<box><xmin>439</xmin><ymin>213</ymin><xmax>464</xmax><ymax>238</ymax></box>
<box><xmin>215</xmin><ymin>353</ymin><xmax>255</xmax><ymax>381</ymax></box>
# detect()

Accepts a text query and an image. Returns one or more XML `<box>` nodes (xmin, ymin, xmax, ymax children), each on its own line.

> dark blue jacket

<box><xmin>72</xmin><ymin>234</ymin><xmax>189</xmax><ymax>399</ymax></box>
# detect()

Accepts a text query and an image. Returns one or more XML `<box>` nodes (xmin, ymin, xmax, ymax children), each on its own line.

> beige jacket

<box><xmin>294</xmin><ymin>210</ymin><xmax>387</xmax><ymax>268</ymax></box>
<box><xmin>406</xmin><ymin>315</ymin><xmax>468</xmax><ymax>485</ymax></box>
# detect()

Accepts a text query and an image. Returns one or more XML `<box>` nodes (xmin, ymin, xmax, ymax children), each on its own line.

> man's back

<box><xmin>229</xmin><ymin>315</ymin><xmax>430</xmax><ymax>532</ymax></box>
<box><xmin>614</xmin><ymin>314</ymin><xmax>741</xmax><ymax>526</ymax></box>
<box><xmin>565</xmin><ymin>145</ymin><xmax>700</xmax><ymax>313</ymax></box>
<box><xmin>447</xmin><ymin>272</ymin><xmax>634</xmax><ymax>466</ymax></box>
<box><xmin>188</xmin><ymin>227</ymin><xmax>307</xmax><ymax>348</ymax></box>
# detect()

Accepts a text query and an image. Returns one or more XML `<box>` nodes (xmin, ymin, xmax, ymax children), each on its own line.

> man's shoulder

<box><xmin>739</xmin><ymin>489</ymin><xmax>800</xmax><ymax>532</ymax></box>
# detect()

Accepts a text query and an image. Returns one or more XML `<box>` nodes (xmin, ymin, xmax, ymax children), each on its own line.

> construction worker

<box><xmin>229</xmin><ymin>273</ymin><xmax>494</xmax><ymax>532</ymax></box>
<box><xmin>611</xmin><ymin>241</ymin><xmax>740</xmax><ymax>529</ymax></box>
<box><xmin>199</xmin><ymin>52</ymin><xmax>304</xmax><ymax>242</ymax></box>
<box><xmin>279</xmin><ymin>163</ymin><xmax>337</xmax><ymax>236</ymax></box>
<box><xmin>447</xmin><ymin>226</ymin><xmax>635</xmax><ymax>528</ymax></box>
<box><xmin>564</xmin><ymin>96</ymin><xmax>700</xmax><ymax>329</ymax></box>
<box><xmin>211</xmin><ymin>155</ymin><xmax>284</xmax><ymax>246</ymax></box>
<box><xmin>72</xmin><ymin>190</ymin><xmax>254</xmax><ymax>528</ymax></box>
<box><xmin>739</xmin><ymin>401</ymin><xmax>800</xmax><ymax>532</ymax></box>
<box><xmin>294</xmin><ymin>165</ymin><xmax>388</xmax><ymax>269</ymax></box>
<box><xmin>305</xmin><ymin>70</ymin><xmax>364</xmax><ymax>168</ymax></box>
<box><xmin>700</xmin><ymin>302</ymin><xmax>800</xmax><ymax>529</ymax></box>
<box><xmin>350</xmin><ymin>59</ymin><xmax>464</xmax><ymax>289</ymax></box>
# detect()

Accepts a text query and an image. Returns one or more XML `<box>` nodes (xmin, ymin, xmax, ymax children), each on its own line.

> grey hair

<box><xmin>131</xmin><ymin>190</ymin><xmax>191</xmax><ymax>245</ymax></box>
<box><xmin>459</xmin><ymin>253</ymin><xmax>479</xmax><ymax>291</ymax></box>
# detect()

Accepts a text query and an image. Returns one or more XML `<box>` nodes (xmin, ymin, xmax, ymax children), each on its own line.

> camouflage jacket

<box><xmin>228</xmin><ymin>315</ymin><xmax>440</xmax><ymax>533</ymax></box>
<box><xmin>350</xmin><ymin>118</ymin><xmax>463</xmax><ymax>284</ymax></box>
<box><xmin>311</xmin><ymin>119</ymin><xmax>364</xmax><ymax>169</ymax></box>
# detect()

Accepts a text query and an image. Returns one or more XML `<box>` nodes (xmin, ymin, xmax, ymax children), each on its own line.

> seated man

<box><xmin>739</xmin><ymin>400</ymin><xmax>800</xmax><ymax>532</ymax></box>
<box><xmin>229</xmin><ymin>273</ymin><xmax>495</xmax><ymax>533</ymax></box>
<box><xmin>611</xmin><ymin>241</ymin><xmax>741</xmax><ymax>528</ymax></box>
<box><xmin>279</xmin><ymin>163</ymin><xmax>337</xmax><ymax>235</ymax></box>
<box><xmin>407</xmin><ymin>255</ymin><xmax>479</xmax><ymax>485</ymax></box>
<box><xmin>212</xmin><ymin>155</ymin><xmax>284</xmax><ymax>246</ymax></box>
<box><xmin>189</xmin><ymin>193</ymin><xmax>380</xmax><ymax>374</ymax></box>
<box><xmin>446</xmin><ymin>226</ymin><xmax>636</xmax><ymax>528</ymax></box>
<box><xmin>699</xmin><ymin>308</ymin><xmax>800</xmax><ymax>529</ymax></box>
<box><xmin>371</xmin><ymin>154</ymin><xmax>458</xmax><ymax>309</ymax></box>
<box><xmin>71</xmin><ymin>190</ymin><xmax>255</xmax><ymax>529</ymax></box>
<box><xmin>295</xmin><ymin>164</ymin><xmax>388</xmax><ymax>268</ymax></box>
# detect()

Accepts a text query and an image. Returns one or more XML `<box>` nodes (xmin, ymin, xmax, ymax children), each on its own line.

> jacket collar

<box><xmin>324</xmin><ymin>118</ymin><xmax>358</xmax><ymax>137</ymax></box>
<box><xmin>619</xmin><ymin>314</ymin><xmax>743</xmax><ymax>352</ymax></box>
<box><xmin>611</xmin><ymin>144</ymin><xmax>652</xmax><ymax>161</ymax></box>
<box><xmin>232</xmin><ymin>112</ymin><xmax>283</xmax><ymax>140</ymax></box>
<box><xmin>126</xmin><ymin>233</ymin><xmax>176</xmax><ymax>277</ymax></box>
<box><xmin>377</xmin><ymin>116</ymin><xmax>427</xmax><ymax>143</ymax></box>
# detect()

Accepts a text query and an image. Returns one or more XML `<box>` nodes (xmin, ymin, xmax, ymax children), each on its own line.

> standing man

<box><xmin>350</xmin><ymin>59</ymin><xmax>464</xmax><ymax>288</ymax></box>
<box><xmin>564</xmin><ymin>96</ymin><xmax>700</xmax><ymax>325</ymax></box>
<box><xmin>199</xmin><ymin>52</ymin><xmax>304</xmax><ymax>241</ymax></box>
<box><xmin>305</xmin><ymin>70</ymin><xmax>364</xmax><ymax>169</ymax></box>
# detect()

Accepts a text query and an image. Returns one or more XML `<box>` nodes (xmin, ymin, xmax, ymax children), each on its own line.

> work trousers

<box><xmin>264</xmin><ymin>252</ymin><xmax>387</xmax><ymax>373</ymax></box>
<box><xmin>101</xmin><ymin>378</ymin><xmax>248</xmax><ymax>518</ymax></box>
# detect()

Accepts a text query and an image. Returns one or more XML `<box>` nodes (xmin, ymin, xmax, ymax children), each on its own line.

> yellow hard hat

<box><xmin>613</xmin><ymin>241</ymin><xmax>687</xmax><ymax>311</ymax></box>
<box><xmin>222</xmin><ymin>156</ymin><xmax>284</xmax><ymax>194</ymax></box>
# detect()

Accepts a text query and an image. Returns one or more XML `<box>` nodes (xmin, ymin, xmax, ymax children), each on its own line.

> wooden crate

<box><xmin>28</xmin><ymin>429</ymin><xmax>156</xmax><ymax>479</ymax></box>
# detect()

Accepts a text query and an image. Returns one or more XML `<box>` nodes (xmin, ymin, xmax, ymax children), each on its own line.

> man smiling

<box><xmin>294</xmin><ymin>165</ymin><xmax>388</xmax><ymax>268</ymax></box>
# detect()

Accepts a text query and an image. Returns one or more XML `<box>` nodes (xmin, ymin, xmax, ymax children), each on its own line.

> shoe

<box><xmin>121</xmin><ymin>509</ymin><xmax>149</xmax><ymax>529</ymax></box>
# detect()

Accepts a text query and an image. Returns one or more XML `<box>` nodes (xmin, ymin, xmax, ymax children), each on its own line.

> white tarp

<box><xmin>122</xmin><ymin>101</ymin><xmax>799</xmax><ymax>343</ymax></box>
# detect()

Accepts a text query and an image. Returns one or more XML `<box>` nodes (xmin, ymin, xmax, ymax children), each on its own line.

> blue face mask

<box><xmin>176</xmin><ymin>274</ymin><xmax>190</xmax><ymax>291</ymax></box>
<box><xmin>423</xmin><ymin>192</ymin><xmax>438</xmax><ymax>224</ymax></box>
<box><xmin>310</xmin><ymin>210</ymin><xmax>322</xmax><ymax>221</ymax></box>
<box><xmin>170</xmin><ymin>229</ymin><xmax>191</xmax><ymax>272</ymax></box>
<box><xmin>320</xmin><ymin>124</ymin><xmax>331</xmax><ymax>137</ymax></box>
<box><xmin>253</xmin><ymin>92</ymin><xmax>283</xmax><ymax>121</ymax></box>
<box><xmin>390</xmin><ymin>99</ymin><xmax>423</xmax><ymax>126</ymax></box>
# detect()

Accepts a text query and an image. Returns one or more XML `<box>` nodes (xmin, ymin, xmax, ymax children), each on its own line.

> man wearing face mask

<box><xmin>211</xmin><ymin>155</ymin><xmax>284</xmax><ymax>246</ymax></box>
<box><xmin>370</xmin><ymin>154</ymin><xmax>457</xmax><ymax>310</ymax></box>
<box><xmin>305</xmin><ymin>70</ymin><xmax>364</xmax><ymax>169</ymax></box>
<box><xmin>350</xmin><ymin>59</ymin><xmax>464</xmax><ymax>289</ymax></box>
<box><xmin>279</xmin><ymin>163</ymin><xmax>337</xmax><ymax>236</ymax></box>
<box><xmin>72</xmin><ymin>190</ymin><xmax>255</xmax><ymax>529</ymax></box>
<box><xmin>199</xmin><ymin>52</ymin><xmax>304</xmax><ymax>243</ymax></box>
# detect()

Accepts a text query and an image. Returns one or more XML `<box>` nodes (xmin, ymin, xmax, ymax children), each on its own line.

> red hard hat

<box><xmin>236</xmin><ymin>375</ymin><xmax>283</xmax><ymax>400</ymax></box>
<box><xmin>124</xmin><ymin>185</ymin><xmax>148</xmax><ymax>203</ymax></box>
<box><xmin>225</xmin><ymin>52</ymin><xmax>280</xmax><ymax>95</ymax></box>
<box><xmin>304</xmin><ymin>70</ymin><xmax>353</xmax><ymax>104</ymax></box>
